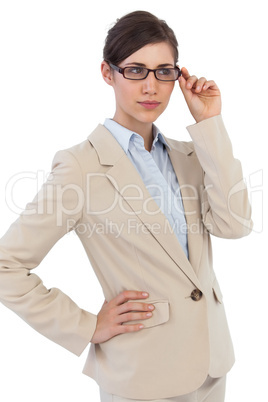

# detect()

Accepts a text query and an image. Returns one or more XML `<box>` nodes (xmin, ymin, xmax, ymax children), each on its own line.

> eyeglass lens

<box><xmin>124</xmin><ymin>67</ymin><xmax>179</xmax><ymax>81</ymax></box>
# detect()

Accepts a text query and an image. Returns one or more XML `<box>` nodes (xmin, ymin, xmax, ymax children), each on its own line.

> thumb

<box><xmin>178</xmin><ymin>75</ymin><xmax>191</xmax><ymax>99</ymax></box>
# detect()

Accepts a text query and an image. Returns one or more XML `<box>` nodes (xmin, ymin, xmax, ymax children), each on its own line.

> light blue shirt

<box><xmin>104</xmin><ymin>119</ymin><xmax>189</xmax><ymax>258</ymax></box>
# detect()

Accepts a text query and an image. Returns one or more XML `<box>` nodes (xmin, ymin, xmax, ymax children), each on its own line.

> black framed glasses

<box><xmin>109</xmin><ymin>63</ymin><xmax>181</xmax><ymax>81</ymax></box>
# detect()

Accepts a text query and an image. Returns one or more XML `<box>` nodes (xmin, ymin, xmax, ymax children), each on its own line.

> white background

<box><xmin>0</xmin><ymin>0</ymin><xmax>266</xmax><ymax>401</ymax></box>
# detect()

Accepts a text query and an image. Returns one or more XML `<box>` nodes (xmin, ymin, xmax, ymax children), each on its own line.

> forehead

<box><xmin>120</xmin><ymin>42</ymin><xmax>175</xmax><ymax>67</ymax></box>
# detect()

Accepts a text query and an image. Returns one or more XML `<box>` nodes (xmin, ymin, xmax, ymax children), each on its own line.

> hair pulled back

<box><xmin>103</xmin><ymin>11</ymin><xmax>179</xmax><ymax>66</ymax></box>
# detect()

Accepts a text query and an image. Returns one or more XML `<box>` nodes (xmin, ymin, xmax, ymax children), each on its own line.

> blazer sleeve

<box><xmin>187</xmin><ymin>115</ymin><xmax>253</xmax><ymax>238</ymax></box>
<box><xmin>0</xmin><ymin>150</ymin><xmax>97</xmax><ymax>356</ymax></box>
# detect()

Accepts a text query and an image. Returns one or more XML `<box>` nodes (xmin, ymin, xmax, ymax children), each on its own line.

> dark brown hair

<box><xmin>103</xmin><ymin>10</ymin><xmax>179</xmax><ymax>66</ymax></box>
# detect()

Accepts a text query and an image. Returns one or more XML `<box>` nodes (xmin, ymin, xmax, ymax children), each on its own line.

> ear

<box><xmin>101</xmin><ymin>61</ymin><xmax>114</xmax><ymax>86</ymax></box>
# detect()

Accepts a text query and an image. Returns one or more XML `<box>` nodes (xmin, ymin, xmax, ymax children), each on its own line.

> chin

<box><xmin>137</xmin><ymin>110</ymin><xmax>164</xmax><ymax>124</ymax></box>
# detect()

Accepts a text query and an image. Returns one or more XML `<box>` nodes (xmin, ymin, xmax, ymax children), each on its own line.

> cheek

<box><xmin>163</xmin><ymin>83</ymin><xmax>175</xmax><ymax>102</ymax></box>
<box><xmin>168</xmin><ymin>82</ymin><xmax>175</xmax><ymax>94</ymax></box>
<box><xmin>116</xmin><ymin>84</ymin><xmax>136</xmax><ymax>104</ymax></box>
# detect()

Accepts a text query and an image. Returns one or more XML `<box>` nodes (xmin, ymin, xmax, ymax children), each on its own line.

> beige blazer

<box><xmin>0</xmin><ymin>115</ymin><xmax>252</xmax><ymax>399</ymax></box>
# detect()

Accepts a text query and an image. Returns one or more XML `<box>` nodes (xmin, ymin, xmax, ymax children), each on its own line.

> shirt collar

<box><xmin>103</xmin><ymin>118</ymin><xmax>170</xmax><ymax>153</ymax></box>
<box><xmin>151</xmin><ymin>125</ymin><xmax>171</xmax><ymax>151</ymax></box>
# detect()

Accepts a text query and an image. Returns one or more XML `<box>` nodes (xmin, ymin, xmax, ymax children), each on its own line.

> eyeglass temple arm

<box><xmin>109</xmin><ymin>63</ymin><xmax>123</xmax><ymax>73</ymax></box>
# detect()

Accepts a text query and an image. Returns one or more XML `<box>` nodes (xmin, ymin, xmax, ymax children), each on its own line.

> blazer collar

<box><xmin>87</xmin><ymin>124</ymin><xmax>125</xmax><ymax>166</ymax></box>
<box><xmin>87</xmin><ymin>124</ymin><xmax>194</xmax><ymax>165</ymax></box>
<box><xmin>88</xmin><ymin>124</ymin><xmax>203</xmax><ymax>289</ymax></box>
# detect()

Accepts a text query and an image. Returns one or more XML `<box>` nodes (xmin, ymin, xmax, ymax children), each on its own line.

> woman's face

<box><xmin>102</xmin><ymin>42</ymin><xmax>176</xmax><ymax>133</ymax></box>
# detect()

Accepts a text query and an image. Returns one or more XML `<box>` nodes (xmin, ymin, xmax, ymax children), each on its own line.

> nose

<box><xmin>142</xmin><ymin>71</ymin><xmax>157</xmax><ymax>95</ymax></box>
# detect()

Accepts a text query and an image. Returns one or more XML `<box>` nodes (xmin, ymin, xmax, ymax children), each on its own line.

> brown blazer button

<box><xmin>190</xmin><ymin>289</ymin><xmax>203</xmax><ymax>301</ymax></box>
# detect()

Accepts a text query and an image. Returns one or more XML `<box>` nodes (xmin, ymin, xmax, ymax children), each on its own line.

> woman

<box><xmin>0</xmin><ymin>10</ymin><xmax>252</xmax><ymax>402</ymax></box>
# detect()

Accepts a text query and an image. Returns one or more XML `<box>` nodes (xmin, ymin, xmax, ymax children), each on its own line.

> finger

<box><xmin>194</xmin><ymin>77</ymin><xmax>207</xmax><ymax>92</ymax></box>
<box><xmin>180</xmin><ymin>67</ymin><xmax>198</xmax><ymax>89</ymax></box>
<box><xmin>202</xmin><ymin>80</ymin><xmax>219</xmax><ymax>90</ymax></box>
<box><xmin>118</xmin><ymin>323</ymin><xmax>145</xmax><ymax>334</ymax></box>
<box><xmin>117</xmin><ymin>301</ymin><xmax>155</xmax><ymax>315</ymax></box>
<box><xmin>180</xmin><ymin>66</ymin><xmax>191</xmax><ymax>80</ymax></box>
<box><xmin>111</xmin><ymin>290</ymin><xmax>149</xmax><ymax>307</ymax></box>
<box><xmin>185</xmin><ymin>75</ymin><xmax>198</xmax><ymax>90</ymax></box>
<box><xmin>108</xmin><ymin>321</ymin><xmax>145</xmax><ymax>339</ymax></box>
<box><xmin>116</xmin><ymin>310</ymin><xmax>153</xmax><ymax>325</ymax></box>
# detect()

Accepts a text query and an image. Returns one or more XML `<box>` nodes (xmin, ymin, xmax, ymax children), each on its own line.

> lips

<box><xmin>138</xmin><ymin>100</ymin><xmax>161</xmax><ymax>110</ymax></box>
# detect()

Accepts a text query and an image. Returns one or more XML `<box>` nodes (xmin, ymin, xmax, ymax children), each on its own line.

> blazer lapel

<box><xmin>167</xmin><ymin>143</ymin><xmax>204</xmax><ymax>274</ymax></box>
<box><xmin>88</xmin><ymin>125</ymin><xmax>202</xmax><ymax>289</ymax></box>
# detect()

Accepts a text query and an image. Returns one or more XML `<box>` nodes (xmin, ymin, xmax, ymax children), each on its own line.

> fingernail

<box><xmin>148</xmin><ymin>305</ymin><xmax>154</xmax><ymax>310</ymax></box>
<box><xmin>187</xmin><ymin>83</ymin><xmax>191</xmax><ymax>88</ymax></box>
<box><xmin>196</xmin><ymin>86</ymin><xmax>200</xmax><ymax>91</ymax></box>
<box><xmin>139</xmin><ymin>324</ymin><xmax>144</xmax><ymax>329</ymax></box>
<box><xmin>142</xmin><ymin>292</ymin><xmax>149</xmax><ymax>297</ymax></box>
<box><xmin>146</xmin><ymin>312</ymin><xmax>152</xmax><ymax>317</ymax></box>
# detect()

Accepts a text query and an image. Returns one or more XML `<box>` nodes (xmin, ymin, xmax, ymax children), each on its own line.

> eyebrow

<box><xmin>124</xmin><ymin>62</ymin><xmax>174</xmax><ymax>68</ymax></box>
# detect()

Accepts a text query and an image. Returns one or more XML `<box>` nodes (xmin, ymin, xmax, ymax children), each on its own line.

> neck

<box><xmin>112</xmin><ymin>115</ymin><xmax>154</xmax><ymax>151</ymax></box>
<box><xmin>138</xmin><ymin>124</ymin><xmax>154</xmax><ymax>151</ymax></box>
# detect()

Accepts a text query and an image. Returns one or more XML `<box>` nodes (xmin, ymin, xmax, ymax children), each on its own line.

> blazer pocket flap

<box><xmin>124</xmin><ymin>299</ymin><xmax>170</xmax><ymax>329</ymax></box>
<box><xmin>212</xmin><ymin>279</ymin><xmax>223</xmax><ymax>304</ymax></box>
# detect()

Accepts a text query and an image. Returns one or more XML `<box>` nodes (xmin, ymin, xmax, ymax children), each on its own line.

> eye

<box><xmin>124</xmin><ymin>67</ymin><xmax>146</xmax><ymax>79</ymax></box>
<box><xmin>158</xmin><ymin>68</ymin><xmax>172</xmax><ymax>76</ymax></box>
<box><xmin>127</xmin><ymin>67</ymin><xmax>145</xmax><ymax>75</ymax></box>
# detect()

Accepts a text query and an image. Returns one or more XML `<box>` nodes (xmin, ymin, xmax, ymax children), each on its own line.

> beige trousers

<box><xmin>99</xmin><ymin>375</ymin><xmax>226</xmax><ymax>402</ymax></box>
